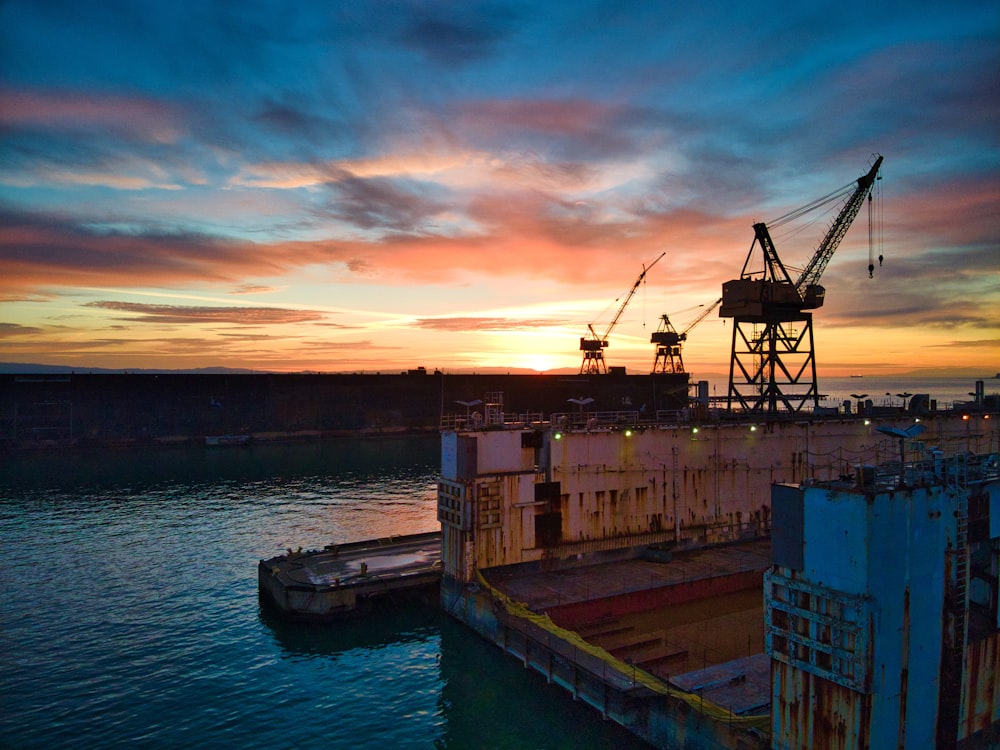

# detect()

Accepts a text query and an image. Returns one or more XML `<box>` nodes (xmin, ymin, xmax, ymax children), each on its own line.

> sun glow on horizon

<box><xmin>522</xmin><ymin>354</ymin><xmax>561</xmax><ymax>373</ymax></box>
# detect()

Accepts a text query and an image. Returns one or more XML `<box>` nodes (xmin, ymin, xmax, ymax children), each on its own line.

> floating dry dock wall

<box><xmin>438</xmin><ymin>412</ymin><xmax>998</xmax><ymax>749</ymax></box>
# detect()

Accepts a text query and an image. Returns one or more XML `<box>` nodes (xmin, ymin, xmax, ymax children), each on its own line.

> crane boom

<box><xmin>681</xmin><ymin>297</ymin><xmax>722</xmax><ymax>335</ymax></box>
<box><xmin>599</xmin><ymin>252</ymin><xmax>666</xmax><ymax>338</ymax></box>
<box><xmin>580</xmin><ymin>252</ymin><xmax>665</xmax><ymax>374</ymax></box>
<box><xmin>795</xmin><ymin>155</ymin><xmax>883</xmax><ymax>291</ymax></box>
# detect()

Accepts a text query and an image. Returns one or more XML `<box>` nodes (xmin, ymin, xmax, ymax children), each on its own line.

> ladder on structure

<box><xmin>947</xmin><ymin>452</ymin><xmax>970</xmax><ymax>651</ymax></box>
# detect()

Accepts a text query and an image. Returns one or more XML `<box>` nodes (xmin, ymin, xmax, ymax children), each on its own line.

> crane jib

<box><xmin>795</xmin><ymin>155</ymin><xmax>883</xmax><ymax>292</ymax></box>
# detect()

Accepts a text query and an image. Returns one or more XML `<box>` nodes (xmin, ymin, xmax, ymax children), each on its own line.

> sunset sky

<box><xmin>2</xmin><ymin>1</ymin><xmax>998</xmax><ymax>376</ymax></box>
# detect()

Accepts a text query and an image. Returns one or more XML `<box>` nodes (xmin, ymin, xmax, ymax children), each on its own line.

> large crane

<box><xmin>651</xmin><ymin>297</ymin><xmax>722</xmax><ymax>374</ymax></box>
<box><xmin>720</xmin><ymin>155</ymin><xmax>883</xmax><ymax>413</ymax></box>
<box><xmin>580</xmin><ymin>252</ymin><xmax>665</xmax><ymax>375</ymax></box>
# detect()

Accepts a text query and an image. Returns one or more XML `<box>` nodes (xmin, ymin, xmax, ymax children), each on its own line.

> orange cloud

<box><xmin>0</xmin><ymin>209</ymin><xmax>288</xmax><ymax>294</ymax></box>
<box><xmin>82</xmin><ymin>301</ymin><xmax>328</xmax><ymax>325</ymax></box>
<box><xmin>413</xmin><ymin>316</ymin><xmax>573</xmax><ymax>332</ymax></box>
<box><xmin>455</xmin><ymin>99</ymin><xmax>618</xmax><ymax>137</ymax></box>
<box><xmin>1</xmin><ymin>88</ymin><xmax>181</xmax><ymax>143</ymax></box>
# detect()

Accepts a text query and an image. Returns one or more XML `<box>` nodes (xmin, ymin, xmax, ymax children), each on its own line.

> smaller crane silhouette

<box><xmin>579</xmin><ymin>252</ymin><xmax>665</xmax><ymax>375</ymax></box>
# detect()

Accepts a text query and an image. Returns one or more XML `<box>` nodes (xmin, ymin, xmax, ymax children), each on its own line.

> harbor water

<box><xmin>700</xmin><ymin>374</ymin><xmax>996</xmax><ymax>409</ymax></box>
<box><xmin>0</xmin><ymin>436</ymin><xmax>648</xmax><ymax>750</ymax></box>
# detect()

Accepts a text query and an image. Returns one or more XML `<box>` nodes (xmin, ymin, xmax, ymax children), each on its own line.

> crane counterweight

<box><xmin>651</xmin><ymin>297</ymin><xmax>722</xmax><ymax>374</ymax></box>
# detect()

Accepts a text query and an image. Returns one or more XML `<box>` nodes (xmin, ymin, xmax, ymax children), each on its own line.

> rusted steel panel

<box><xmin>768</xmin><ymin>478</ymin><xmax>969</xmax><ymax>748</ymax></box>
<box><xmin>772</xmin><ymin>661</ymin><xmax>871</xmax><ymax>750</ymax></box>
<box><xmin>961</xmin><ymin>634</ymin><xmax>1000</xmax><ymax>740</ymax></box>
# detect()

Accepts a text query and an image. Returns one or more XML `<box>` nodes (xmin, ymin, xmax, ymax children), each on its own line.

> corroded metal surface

<box><xmin>961</xmin><ymin>633</ymin><xmax>1000</xmax><ymax>741</ymax></box>
<box><xmin>767</xmin><ymin>467</ymin><xmax>1000</xmax><ymax>749</ymax></box>
<box><xmin>438</xmin><ymin>416</ymin><xmax>998</xmax><ymax>748</ymax></box>
<box><xmin>439</xmin><ymin>415</ymin><xmax>982</xmax><ymax>582</ymax></box>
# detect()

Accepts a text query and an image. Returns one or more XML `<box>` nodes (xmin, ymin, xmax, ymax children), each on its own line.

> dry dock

<box><xmin>258</xmin><ymin>531</ymin><xmax>441</xmax><ymax>620</ymax></box>
<box><xmin>484</xmin><ymin>539</ymin><xmax>773</xmax><ymax>724</ymax></box>
<box><xmin>437</xmin><ymin>409</ymin><xmax>999</xmax><ymax>749</ymax></box>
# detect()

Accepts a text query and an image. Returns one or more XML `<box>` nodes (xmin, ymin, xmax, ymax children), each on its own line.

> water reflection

<box><xmin>258</xmin><ymin>602</ymin><xmax>441</xmax><ymax>657</ymax></box>
<box><xmin>0</xmin><ymin>435</ymin><xmax>440</xmax><ymax>491</ymax></box>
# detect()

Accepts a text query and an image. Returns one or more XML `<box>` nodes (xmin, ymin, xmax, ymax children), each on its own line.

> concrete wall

<box><xmin>0</xmin><ymin>371</ymin><xmax>687</xmax><ymax>448</ymax></box>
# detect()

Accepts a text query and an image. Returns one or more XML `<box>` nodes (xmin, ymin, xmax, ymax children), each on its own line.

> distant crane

<box><xmin>719</xmin><ymin>155</ymin><xmax>883</xmax><ymax>413</ymax></box>
<box><xmin>651</xmin><ymin>297</ymin><xmax>722</xmax><ymax>374</ymax></box>
<box><xmin>580</xmin><ymin>252</ymin><xmax>665</xmax><ymax>375</ymax></box>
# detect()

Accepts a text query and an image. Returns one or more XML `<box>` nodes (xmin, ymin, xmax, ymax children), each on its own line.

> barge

<box><xmin>258</xmin><ymin>531</ymin><xmax>441</xmax><ymax>620</ymax></box>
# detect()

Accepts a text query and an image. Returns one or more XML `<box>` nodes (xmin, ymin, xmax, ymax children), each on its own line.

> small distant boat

<box><xmin>850</xmin><ymin>374</ymin><xmax>864</xmax><ymax>379</ymax></box>
<box><xmin>205</xmin><ymin>434</ymin><xmax>251</xmax><ymax>447</ymax></box>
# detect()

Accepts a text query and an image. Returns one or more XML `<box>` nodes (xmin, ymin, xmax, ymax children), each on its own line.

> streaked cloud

<box><xmin>414</xmin><ymin>316</ymin><xmax>572</xmax><ymax>332</ymax></box>
<box><xmin>230</xmin><ymin>283</ymin><xmax>281</xmax><ymax>295</ymax></box>
<box><xmin>1</xmin><ymin>88</ymin><xmax>182</xmax><ymax>143</ymax></box>
<box><xmin>0</xmin><ymin>322</ymin><xmax>43</xmax><ymax>337</ymax></box>
<box><xmin>82</xmin><ymin>301</ymin><xmax>326</xmax><ymax>325</ymax></box>
<box><xmin>396</xmin><ymin>4</ymin><xmax>518</xmax><ymax>65</ymax></box>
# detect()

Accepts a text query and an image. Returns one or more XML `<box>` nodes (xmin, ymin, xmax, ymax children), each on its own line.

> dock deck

<box><xmin>486</xmin><ymin>539</ymin><xmax>770</xmax><ymax>612</ymax></box>
<box><xmin>482</xmin><ymin>539</ymin><xmax>772</xmax><ymax>717</ymax></box>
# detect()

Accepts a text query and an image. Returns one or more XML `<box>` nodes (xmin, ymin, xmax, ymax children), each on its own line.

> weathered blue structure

<box><xmin>768</xmin><ymin>451</ymin><xmax>1000</xmax><ymax>748</ymax></box>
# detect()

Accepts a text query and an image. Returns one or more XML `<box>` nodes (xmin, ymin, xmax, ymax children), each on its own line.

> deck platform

<box><xmin>258</xmin><ymin>531</ymin><xmax>442</xmax><ymax>620</ymax></box>
<box><xmin>482</xmin><ymin>539</ymin><xmax>772</xmax><ymax>719</ymax></box>
<box><xmin>486</xmin><ymin>539</ymin><xmax>770</xmax><ymax>613</ymax></box>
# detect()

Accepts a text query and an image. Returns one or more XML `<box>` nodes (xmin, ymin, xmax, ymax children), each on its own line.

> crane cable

<box><xmin>766</xmin><ymin>179</ymin><xmax>858</xmax><ymax>272</ymax></box>
<box><xmin>767</xmin><ymin>179</ymin><xmax>856</xmax><ymax>229</ymax></box>
<box><xmin>868</xmin><ymin>192</ymin><xmax>874</xmax><ymax>278</ymax></box>
<box><xmin>867</xmin><ymin>170</ymin><xmax>884</xmax><ymax>278</ymax></box>
<box><xmin>878</xmin><ymin>170</ymin><xmax>884</xmax><ymax>268</ymax></box>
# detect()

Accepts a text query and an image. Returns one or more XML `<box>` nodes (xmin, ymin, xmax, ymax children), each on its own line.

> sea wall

<box><xmin>0</xmin><ymin>371</ymin><xmax>687</xmax><ymax>449</ymax></box>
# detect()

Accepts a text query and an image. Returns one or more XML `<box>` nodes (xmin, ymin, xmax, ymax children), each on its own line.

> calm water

<box><xmin>699</xmin><ymin>374</ymin><xmax>997</xmax><ymax>409</ymax></box>
<box><xmin>0</xmin><ymin>437</ymin><xmax>649</xmax><ymax>750</ymax></box>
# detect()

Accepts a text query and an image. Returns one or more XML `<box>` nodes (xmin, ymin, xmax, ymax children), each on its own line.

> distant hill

<box><xmin>0</xmin><ymin>362</ymin><xmax>262</xmax><ymax>375</ymax></box>
<box><xmin>0</xmin><ymin>362</ymin><xmax>582</xmax><ymax>376</ymax></box>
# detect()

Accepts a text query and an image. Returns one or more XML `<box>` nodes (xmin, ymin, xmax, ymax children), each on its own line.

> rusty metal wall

<box><xmin>440</xmin><ymin>415</ymin><xmax>982</xmax><ymax>575</ymax></box>
<box><xmin>961</xmin><ymin>633</ymin><xmax>1000</xmax><ymax>741</ymax></box>
<box><xmin>766</xmin><ymin>476</ymin><xmax>1000</xmax><ymax>748</ymax></box>
<box><xmin>771</xmin><ymin>660</ymin><xmax>872</xmax><ymax>750</ymax></box>
<box><xmin>769</xmin><ymin>482</ymin><xmax>957</xmax><ymax>748</ymax></box>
